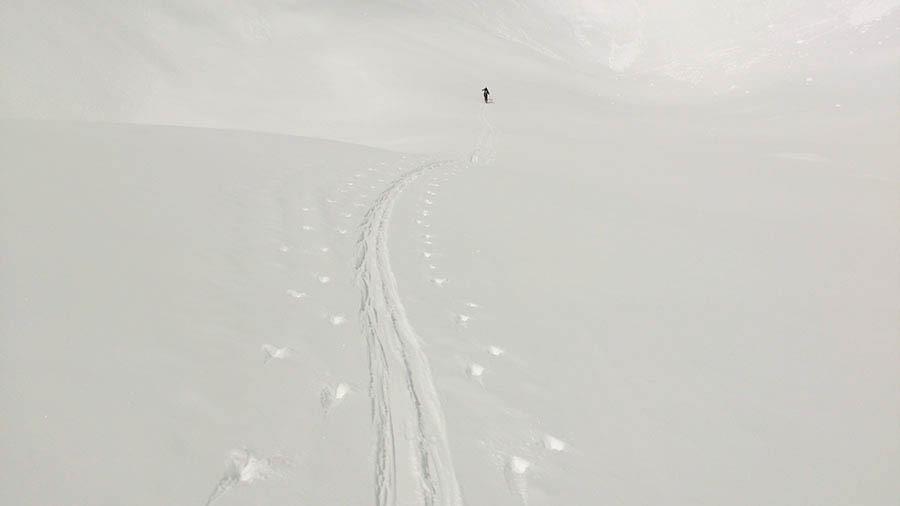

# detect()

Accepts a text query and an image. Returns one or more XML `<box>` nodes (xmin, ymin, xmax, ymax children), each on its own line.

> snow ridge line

<box><xmin>355</xmin><ymin>161</ymin><xmax>463</xmax><ymax>506</ymax></box>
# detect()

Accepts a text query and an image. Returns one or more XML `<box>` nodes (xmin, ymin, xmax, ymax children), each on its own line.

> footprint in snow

<box><xmin>286</xmin><ymin>289</ymin><xmax>307</xmax><ymax>299</ymax></box>
<box><xmin>457</xmin><ymin>314</ymin><xmax>471</xmax><ymax>325</ymax></box>
<box><xmin>488</xmin><ymin>345</ymin><xmax>505</xmax><ymax>357</ymax></box>
<box><xmin>542</xmin><ymin>434</ymin><xmax>568</xmax><ymax>452</ymax></box>
<box><xmin>504</xmin><ymin>456</ymin><xmax>532</xmax><ymax>505</ymax></box>
<box><xmin>336</xmin><ymin>228</ymin><xmax>348</xmax><ymax>235</ymax></box>
<box><xmin>466</xmin><ymin>302</ymin><xmax>482</xmax><ymax>309</ymax></box>
<box><xmin>320</xmin><ymin>382</ymin><xmax>352</xmax><ymax>414</ymax></box>
<box><xmin>319</xmin><ymin>246</ymin><xmax>330</xmax><ymax>253</ymax></box>
<box><xmin>316</xmin><ymin>275</ymin><xmax>331</xmax><ymax>284</ymax></box>
<box><xmin>428</xmin><ymin>264</ymin><xmax>437</xmax><ymax>270</ymax></box>
<box><xmin>204</xmin><ymin>449</ymin><xmax>289</xmax><ymax>506</ymax></box>
<box><xmin>301</xmin><ymin>225</ymin><xmax>315</xmax><ymax>231</ymax></box>
<box><xmin>432</xmin><ymin>277</ymin><xmax>447</xmax><ymax>287</ymax></box>
<box><xmin>342</xmin><ymin>212</ymin><xmax>353</xmax><ymax>219</ymax></box>
<box><xmin>422</xmin><ymin>252</ymin><xmax>433</xmax><ymax>259</ymax></box>
<box><xmin>328</xmin><ymin>314</ymin><xmax>346</xmax><ymax>326</ymax></box>
<box><xmin>279</xmin><ymin>245</ymin><xmax>290</xmax><ymax>253</ymax></box>
<box><xmin>466</xmin><ymin>363</ymin><xmax>485</xmax><ymax>382</ymax></box>
<box><xmin>261</xmin><ymin>344</ymin><xmax>292</xmax><ymax>364</ymax></box>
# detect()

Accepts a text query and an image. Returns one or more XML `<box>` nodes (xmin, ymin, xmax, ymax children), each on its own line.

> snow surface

<box><xmin>2</xmin><ymin>1</ymin><xmax>899</xmax><ymax>505</ymax></box>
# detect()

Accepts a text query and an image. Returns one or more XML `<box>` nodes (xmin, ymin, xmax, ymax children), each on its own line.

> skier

<box><xmin>482</xmin><ymin>87</ymin><xmax>490</xmax><ymax>104</ymax></box>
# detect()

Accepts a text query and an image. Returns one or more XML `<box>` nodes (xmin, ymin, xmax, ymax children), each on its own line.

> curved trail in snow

<box><xmin>355</xmin><ymin>161</ymin><xmax>463</xmax><ymax>506</ymax></box>
<box><xmin>355</xmin><ymin>106</ymin><xmax>495</xmax><ymax>506</ymax></box>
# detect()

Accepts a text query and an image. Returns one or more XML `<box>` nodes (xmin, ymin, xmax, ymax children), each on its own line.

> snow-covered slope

<box><xmin>1</xmin><ymin>1</ymin><xmax>898</xmax><ymax>505</ymax></box>
<box><xmin>3</xmin><ymin>1</ymin><xmax>897</xmax><ymax>148</ymax></box>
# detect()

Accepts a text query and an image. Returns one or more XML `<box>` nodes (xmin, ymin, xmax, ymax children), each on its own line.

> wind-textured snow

<box><xmin>2</xmin><ymin>1</ymin><xmax>899</xmax><ymax>505</ymax></box>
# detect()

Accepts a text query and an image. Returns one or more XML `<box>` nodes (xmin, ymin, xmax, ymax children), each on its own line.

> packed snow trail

<box><xmin>355</xmin><ymin>161</ymin><xmax>463</xmax><ymax>506</ymax></box>
<box><xmin>469</xmin><ymin>104</ymin><xmax>496</xmax><ymax>166</ymax></box>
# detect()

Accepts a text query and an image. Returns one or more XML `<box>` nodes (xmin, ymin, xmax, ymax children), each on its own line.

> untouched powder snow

<box><xmin>2</xmin><ymin>1</ymin><xmax>899</xmax><ymax>505</ymax></box>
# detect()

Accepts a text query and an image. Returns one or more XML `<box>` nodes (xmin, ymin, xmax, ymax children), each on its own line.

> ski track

<box><xmin>355</xmin><ymin>161</ymin><xmax>464</xmax><ymax>506</ymax></box>
<box><xmin>470</xmin><ymin>104</ymin><xmax>496</xmax><ymax>166</ymax></box>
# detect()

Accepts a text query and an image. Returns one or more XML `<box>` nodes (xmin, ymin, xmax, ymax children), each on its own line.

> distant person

<box><xmin>482</xmin><ymin>87</ymin><xmax>490</xmax><ymax>103</ymax></box>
